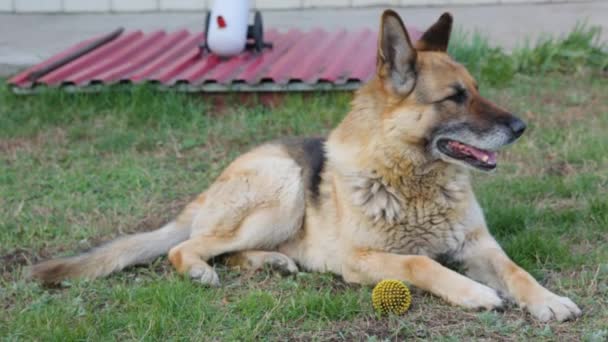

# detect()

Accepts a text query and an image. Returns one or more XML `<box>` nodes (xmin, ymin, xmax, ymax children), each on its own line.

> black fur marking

<box><xmin>281</xmin><ymin>137</ymin><xmax>327</xmax><ymax>204</ymax></box>
<box><xmin>302</xmin><ymin>138</ymin><xmax>326</xmax><ymax>201</ymax></box>
<box><xmin>435</xmin><ymin>252</ymin><xmax>464</xmax><ymax>273</ymax></box>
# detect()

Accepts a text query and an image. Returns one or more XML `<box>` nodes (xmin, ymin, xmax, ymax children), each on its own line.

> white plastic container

<box><xmin>206</xmin><ymin>0</ymin><xmax>251</xmax><ymax>57</ymax></box>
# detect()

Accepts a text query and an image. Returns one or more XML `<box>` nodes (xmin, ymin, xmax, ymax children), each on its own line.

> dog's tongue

<box><xmin>449</xmin><ymin>141</ymin><xmax>496</xmax><ymax>165</ymax></box>
<box><xmin>470</xmin><ymin>148</ymin><xmax>497</xmax><ymax>165</ymax></box>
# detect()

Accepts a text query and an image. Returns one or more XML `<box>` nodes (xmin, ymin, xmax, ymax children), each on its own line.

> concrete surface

<box><xmin>1</xmin><ymin>1</ymin><xmax>607</xmax><ymax>76</ymax></box>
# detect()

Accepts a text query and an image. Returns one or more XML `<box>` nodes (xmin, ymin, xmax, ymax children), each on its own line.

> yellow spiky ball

<box><xmin>372</xmin><ymin>279</ymin><xmax>412</xmax><ymax>315</ymax></box>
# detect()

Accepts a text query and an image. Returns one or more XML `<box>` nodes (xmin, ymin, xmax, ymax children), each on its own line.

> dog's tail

<box><xmin>28</xmin><ymin>221</ymin><xmax>190</xmax><ymax>284</ymax></box>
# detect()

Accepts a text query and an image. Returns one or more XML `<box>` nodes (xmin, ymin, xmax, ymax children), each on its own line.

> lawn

<box><xmin>1</xmin><ymin>30</ymin><xmax>608</xmax><ymax>340</ymax></box>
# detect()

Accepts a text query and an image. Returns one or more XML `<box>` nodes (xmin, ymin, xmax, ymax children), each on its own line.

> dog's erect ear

<box><xmin>377</xmin><ymin>10</ymin><xmax>417</xmax><ymax>96</ymax></box>
<box><xmin>417</xmin><ymin>12</ymin><xmax>453</xmax><ymax>52</ymax></box>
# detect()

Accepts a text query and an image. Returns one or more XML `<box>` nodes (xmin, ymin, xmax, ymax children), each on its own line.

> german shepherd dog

<box><xmin>30</xmin><ymin>11</ymin><xmax>581</xmax><ymax>322</ymax></box>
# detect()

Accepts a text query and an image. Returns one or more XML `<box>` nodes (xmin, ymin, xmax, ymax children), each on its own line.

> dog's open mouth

<box><xmin>437</xmin><ymin>139</ymin><xmax>497</xmax><ymax>170</ymax></box>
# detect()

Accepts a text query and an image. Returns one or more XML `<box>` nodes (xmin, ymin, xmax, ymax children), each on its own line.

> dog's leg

<box><xmin>169</xmin><ymin>149</ymin><xmax>305</xmax><ymax>286</ymax></box>
<box><xmin>169</xmin><ymin>200</ymin><xmax>303</xmax><ymax>286</ymax></box>
<box><xmin>168</xmin><ymin>236</ymin><xmax>223</xmax><ymax>286</ymax></box>
<box><xmin>343</xmin><ymin>250</ymin><xmax>504</xmax><ymax>310</ymax></box>
<box><xmin>459</xmin><ymin>228</ymin><xmax>582</xmax><ymax>322</ymax></box>
<box><xmin>225</xmin><ymin>251</ymin><xmax>299</xmax><ymax>275</ymax></box>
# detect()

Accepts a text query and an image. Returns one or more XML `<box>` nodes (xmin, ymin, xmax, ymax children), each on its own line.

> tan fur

<box><xmin>29</xmin><ymin>10</ymin><xmax>581</xmax><ymax>322</ymax></box>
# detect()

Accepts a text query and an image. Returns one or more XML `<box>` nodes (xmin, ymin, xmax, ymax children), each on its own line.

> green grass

<box><xmin>449</xmin><ymin>22</ymin><xmax>608</xmax><ymax>86</ymax></box>
<box><xmin>1</xmin><ymin>28</ymin><xmax>608</xmax><ymax>340</ymax></box>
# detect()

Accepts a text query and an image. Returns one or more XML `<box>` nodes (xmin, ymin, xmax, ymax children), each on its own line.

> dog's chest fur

<box><xmin>345</xmin><ymin>166</ymin><xmax>471</xmax><ymax>257</ymax></box>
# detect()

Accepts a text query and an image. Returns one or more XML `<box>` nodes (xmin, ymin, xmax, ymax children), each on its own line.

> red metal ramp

<box><xmin>9</xmin><ymin>28</ymin><xmax>421</xmax><ymax>94</ymax></box>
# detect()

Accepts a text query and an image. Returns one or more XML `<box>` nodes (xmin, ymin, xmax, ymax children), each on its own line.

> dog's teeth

<box><xmin>482</xmin><ymin>155</ymin><xmax>489</xmax><ymax>162</ymax></box>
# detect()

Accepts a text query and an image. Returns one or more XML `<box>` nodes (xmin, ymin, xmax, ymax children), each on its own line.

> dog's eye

<box><xmin>444</xmin><ymin>88</ymin><xmax>467</xmax><ymax>104</ymax></box>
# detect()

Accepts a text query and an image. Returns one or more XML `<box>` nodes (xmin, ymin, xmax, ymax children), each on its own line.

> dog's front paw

<box><xmin>455</xmin><ymin>282</ymin><xmax>504</xmax><ymax>311</ymax></box>
<box><xmin>526</xmin><ymin>290</ymin><xmax>581</xmax><ymax>322</ymax></box>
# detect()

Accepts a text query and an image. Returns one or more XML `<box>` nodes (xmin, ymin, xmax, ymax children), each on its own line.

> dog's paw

<box><xmin>526</xmin><ymin>291</ymin><xmax>582</xmax><ymax>322</ymax></box>
<box><xmin>189</xmin><ymin>264</ymin><xmax>220</xmax><ymax>287</ymax></box>
<box><xmin>455</xmin><ymin>283</ymin><xmax>504</xmax><ymax>311</ymax></box>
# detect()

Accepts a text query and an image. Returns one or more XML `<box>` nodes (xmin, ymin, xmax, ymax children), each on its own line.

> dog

<box><xmin>29</xmin><ymin>10</ymin><xmax>581</xmax><ymax>322</ymax></box>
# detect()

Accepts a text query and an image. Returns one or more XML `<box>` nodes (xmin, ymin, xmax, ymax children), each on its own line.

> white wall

<box><xmin>0</xmin><ymin>0</ymin><xmax>588</xmax><ymax>13</ymax></box>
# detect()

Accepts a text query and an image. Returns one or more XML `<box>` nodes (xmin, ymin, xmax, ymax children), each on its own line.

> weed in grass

<box><xmin>513</xmin><ymin>23</ymin><xmax>608</xmax><ymax>74</ymax></box>
<box><xmin>449</xmin><ymin>22</ymin><xmax>608</xmax><ymax>87</ymax></box>
<box><xmin>449</xmin><ymin>29</ymin><xmax>516</xmax><ymax>86</ymax></box>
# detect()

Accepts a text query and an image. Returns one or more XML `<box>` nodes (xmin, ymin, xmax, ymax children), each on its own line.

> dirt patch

<box><xmin>132</xmin><ymin>196</ymin><xmax>192</xmax><ymax>233</ymax></box>
<box><xmin>289</xmin><ymin>297</ymin><xmax>589</xmax><ymax>341</ymax></box>
<box><xmin>0</xmin><ymin>138</ymin><xmax>30</xmax><ymax>152</ymax></box>
<box><xmin>289</xmin><ymin>305</ymin><xmax>522</xmax><ymax>341</ymax></box>
<box><xmin>70</xmin><ymin>196</ymin><xmax>195</xmax><ymax>250</ymax></box>
<box><xmin>0</xmin><ymin>128</ymin><xmax>67</xmax><ymax>160</ymax></box>
<box><xmin>0</xmin><ymin>248</ymin><xmax>53</xmax><ymax>281</ymax></box>
<box><xmin>535</xmin><ymin>197</ymin><xmax>581</xmax><ymax>211</ymax></box>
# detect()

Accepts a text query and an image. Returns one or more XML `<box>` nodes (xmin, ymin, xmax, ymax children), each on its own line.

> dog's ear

<box><xmin>416</xmin><ymin>12</ymin><xmax>453</xmax><ymax>52</ymax></box>
<box><xmin>377</xmin><ymin>10</ymin><xmax>417</xmax><ymax>96</ymax></box>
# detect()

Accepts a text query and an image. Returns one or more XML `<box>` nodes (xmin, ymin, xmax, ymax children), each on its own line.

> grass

<box><xmin>449</xmin><ymin>22</ymin><xmax>608</xmax><ymax>86</ymax></box>
<box><xmin>1</xmin><ymin>26</ymin><xmax>608</xmax><ymax>340</ymax></box>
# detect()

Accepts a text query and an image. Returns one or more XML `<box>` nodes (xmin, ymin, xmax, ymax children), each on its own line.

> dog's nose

<box><xmin>508</xmin><ymin>117</ymin><xmax>526</xmax><ymax>138</ymax></box>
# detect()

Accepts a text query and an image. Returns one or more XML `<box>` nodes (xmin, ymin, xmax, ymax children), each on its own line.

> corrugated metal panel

<box><xmin>9</xmin><ymin>28</ymin><xmax>422</xmax><ymax>93</ymax></box>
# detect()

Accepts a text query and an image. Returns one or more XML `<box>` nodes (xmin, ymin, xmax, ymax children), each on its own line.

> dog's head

<box><xmin>372</xmin><ymin>10</ymin><xmax>525</xmax><ymax>171</ymax></box>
